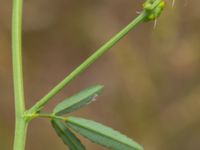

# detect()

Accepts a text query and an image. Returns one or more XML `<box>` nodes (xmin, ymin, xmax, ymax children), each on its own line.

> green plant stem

<box><xmin>28</xmin><ymin>11</ymin><xmax>148</xmax><ymax>114</ymax></box>
<box><xmin>12</xmin><ymin>0</ymin><xmax>27</xmax><ymax>150</ymax></box>
<box><xmin>24</xmin><ymin>113</ymin><xmax>68</xmax><ymax>121</ymax></box>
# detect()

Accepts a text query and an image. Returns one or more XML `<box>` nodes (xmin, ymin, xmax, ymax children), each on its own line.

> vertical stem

<box><xmin>13</xmin><ymin>121</ymin><xmax>28</xmax><ymax>150</ymax></box>
<box><xmin>12</xmin><ymin>0</ymin><xmax>27</xmax><ymax>150</ymax></box>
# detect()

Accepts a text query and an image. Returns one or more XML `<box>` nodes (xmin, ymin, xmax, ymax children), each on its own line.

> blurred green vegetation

<box><xmin>1</xmin><ymin>0</ymin><xmax>200</xmax><ymax>149</ymax></box>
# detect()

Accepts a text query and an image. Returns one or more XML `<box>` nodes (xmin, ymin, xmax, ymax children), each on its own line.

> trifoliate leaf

<box><xmin>66</xmin><ymin>116</ymin><xmax>143</xmax><ymax>150</ymax></box>
<box><xmin>53</xmin><ymin>85</ymin><xmax>104</xmax><ymax>115</ymax></box>
<box><xmin>51</xmin><ymin>119</ymin><xmax>86</xmax><ymax>150</ymax></box>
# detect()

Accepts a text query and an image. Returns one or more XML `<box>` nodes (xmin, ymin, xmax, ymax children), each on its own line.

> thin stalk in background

<box><xmin>12</xmin><ymin>0</ymin><xmax>27</xmax><ymax>150</ymax></box>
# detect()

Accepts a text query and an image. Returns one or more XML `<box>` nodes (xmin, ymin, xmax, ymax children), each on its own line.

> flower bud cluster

<box><xmin>143</xmin><ymin>0</ymin><xmax>165</xmax><ymax>21</ymax></box>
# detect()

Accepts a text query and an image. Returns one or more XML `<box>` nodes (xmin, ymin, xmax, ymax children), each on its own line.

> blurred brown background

<box><xmin>1</xmin><ymin>0</ymin><xmax>200</xmax><ymax>149</ymax></box>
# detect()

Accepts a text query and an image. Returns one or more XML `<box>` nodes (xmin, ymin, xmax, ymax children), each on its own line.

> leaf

<box><xmin>53</xmin><ymin>85</ymin><xmax>104</xmax><ymax>115</ymax></box>
<box><xmin>51</xmin><ymin>119</ymin><xmax>86</xmax><ymax>150</ymax></box>
<box><xmin>66</xmin><ymin>116</ymin><xmax>143</xmax><ymax>150</ymax></box>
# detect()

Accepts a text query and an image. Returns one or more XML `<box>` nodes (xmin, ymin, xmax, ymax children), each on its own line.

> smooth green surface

<box><xmin>66</xmin><ymin>117</ymin><xmax>143</xmax><ymax>150</ymax></box>
<box><xmin>12</xmin><ymin>0</ymin><xmax>27</xmax><ymax>150</ymax></box>
<box><xmin>54</xmin><ymin>85</ymin><xmax>104</xmax><ymax>115</ymax></box>
<box><xmin>52</xmin><ymin>119</ymin><xmax>86</xmax><ymax>150</ymax></box>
